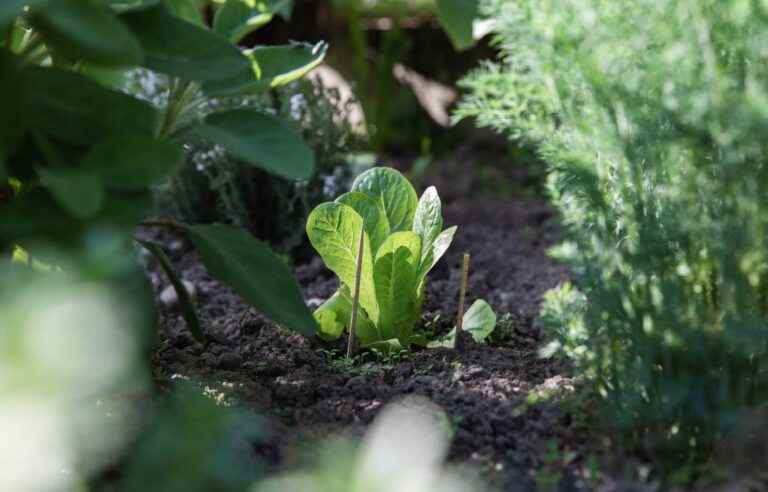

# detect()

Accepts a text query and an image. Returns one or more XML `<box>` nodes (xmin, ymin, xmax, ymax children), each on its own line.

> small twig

<box><xmin>347</xmin><ymin>222</ymin><xmax>366</xmax><ymax>359</ymax></box>
<box><xmin>454</xmin><ymin>252</ymin><xmax>471</xmax><ymax>354</ymax></box>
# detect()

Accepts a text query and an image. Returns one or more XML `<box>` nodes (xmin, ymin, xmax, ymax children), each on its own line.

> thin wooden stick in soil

<box><xmin>454</xmin><ymin>252</ymin><xmax>471</xmax><ymax>354</ymax></box>
<box><xmin>347</xmin><ymin>222</ymin><xmax>366</xmax><ymax>359</ymax></box>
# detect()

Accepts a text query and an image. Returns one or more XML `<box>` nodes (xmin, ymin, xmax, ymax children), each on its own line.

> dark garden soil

<box><xmin>143</xmin><ymin>187</ymin><xmax>618</xmax><ymax>491</ymax></box>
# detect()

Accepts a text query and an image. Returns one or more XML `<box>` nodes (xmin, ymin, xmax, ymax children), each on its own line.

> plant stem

<box><xmin>347</xmin><ymin>222</ymin><xmax>366</xmax><ymax>359</ymax></box>
<box><xmin>454</xmin><ymin>252</ymin><xmax>470</xmax><ymax>354</ymax></box>
<box><xmin>158</xmin><ymin>79</ymin><xmax>196</xmax><ymax>139</ymax></box>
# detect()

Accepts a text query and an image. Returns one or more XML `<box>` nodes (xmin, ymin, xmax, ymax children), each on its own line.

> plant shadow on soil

<box><xmin>144</xmin><ymin>161</ymin><xmax>614</xmax><ymax>491</ymax></box>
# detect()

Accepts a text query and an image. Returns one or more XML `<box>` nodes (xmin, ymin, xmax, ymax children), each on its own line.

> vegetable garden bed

<box><xmin>141</xmin><ymin>191</ymin><xmax>612</xmax><ymax>490</ymax></box>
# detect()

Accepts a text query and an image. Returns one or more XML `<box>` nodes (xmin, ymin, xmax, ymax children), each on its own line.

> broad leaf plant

<box><xmin>0</xmin><ymin>0</ymin><xmax>327</xmax><ymax>340</ymax></box>
<box><xmin>307</xmin><ymin>167</ymin><xmax>496</xmax><ymax>350</ymax></box>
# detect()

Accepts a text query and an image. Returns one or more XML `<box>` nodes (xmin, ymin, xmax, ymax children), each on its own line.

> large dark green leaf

<box><xmin>163</xmin><ymin>0</ymin><xmax>204</xmax><ymax>25</ymax></box>
<box><xmin>137</xmin><ymin>239</ymin><xmax>205</xmax><ymax>342</ymax></box>
<box><xmin>27</xmin><ymin>67</ymin><xmax>159</xmax><ymax>145</ymax></box>
<box><xmin>202</xmin><ymin>42</ymin><xmax>327</xmax><ymax>96</ymax></box>
<box><xmin>0</xmin><ymin>189</ymin><xmax>81</xmax><ymax>246</ymax></box>
<box><xmin>95</xmin><ymin>190</ymin><xmax>154</xmax><ymax>229</ymax></box>
<box><xmin>0</xmin><ymin>52</ymin><xmax>29</xmax><ymax>153</ymax></box>
<box><xmin>81</xmin><ymin>136</ymin><xmax>182</xmax><ymax>190</ymax></box>
<box><xmin>122</xmin><ymin>5</ymin><xmax>250</xmax><ymax>82</ymax></box>
<box><xmin>0</xmin><ymin>0</ymin><xmax>49</xmax><ymax>29</ymax></box>
<box><xmin>435</xmin><ymin>0</ymin><xmax>479</xmax><ymax>51</ymax></box>
<box><xmin>191</xmin><ymin>109</ymin><xmax>314</xmax><ymax>180</ymax></box>
<box><xmin>186</xmin><ymin>224</ymin><xmax>317</xmax><ymax>336</ymax></box>
<box><xmin>30</xmin><ymin>0</ymin><xmax>142</xmax><ymax>66</ymax></box>
<box><xmin>38</xmin><ymin>167</ymin><xmax>105</xmax><ymax>219</ymax></box>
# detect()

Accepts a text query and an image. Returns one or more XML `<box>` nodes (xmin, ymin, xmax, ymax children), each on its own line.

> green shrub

<box><xmin>458</xmin><ymin>0</ymin><xmax>768</xmax><ymax>466</ymax></box>
<box><xmin>0</xmin><ymin>0</ymin><xmax>327</xmax><ymax>339</ymax></box>
<box><xmin>147</xmin><ymin>75</ymin><xmax>364</xmax><ymax>255</ymax></box>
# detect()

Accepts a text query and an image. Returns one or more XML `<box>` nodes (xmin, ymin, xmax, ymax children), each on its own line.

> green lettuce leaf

<box><xmin>351</xmin><ymin>167</ymin><xmax>418</xmax><ymax>233</ymax></box>
<box><xmin>373</xmin><ymin>231</ymin><xmax>421</xmax><ymax>343</ymax></box>
<box><xmin>314</xmin><ymin>287</ymin><xmax>378</xmax><ymax>344</ymax></box>
<box><xmin>428</xmin><ymin>299</ymin><xmax>497</xmax><ymax>348</ymax></box>
<box><xmin>413</xmin><ymin>185</ymin><xmax>444</xmax><ymax>265</ymax></box>
<box><xmin>335</xmin><ymin>191</ymin><xmax>390</xmax><ymax>255</ymax></box>
<box><xmin>306</xmin><ymin>202</ymin><xmax>379</xmax><ymax>323</ymax></box>
<box><xmin>418</xmin><ymin>225</ymin><xmax>457</xmax><ymax>280</ymax></box>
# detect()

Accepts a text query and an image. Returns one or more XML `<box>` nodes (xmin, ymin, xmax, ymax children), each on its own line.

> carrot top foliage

<box><xmin>459</xmin><ymin>0</ymin><xmax>768</xmax><ymax>466</ymax></box>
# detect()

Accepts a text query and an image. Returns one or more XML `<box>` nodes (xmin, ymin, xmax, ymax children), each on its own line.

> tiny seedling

<box><xmin>307</xmin><ymin>166</ymin><xmax>496</xmax><ymax>351</ymax></box>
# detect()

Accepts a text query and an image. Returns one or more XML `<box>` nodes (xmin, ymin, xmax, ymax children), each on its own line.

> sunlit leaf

<box><xmin>202</xmin><ymin>42</ymin><xmax>327</xmax><ymax>96</ymax></box>
<box><xmin>306</xmin><ymin>202</ymin><xmax>379</xmax><ymax>324</ymax></box>
<box><xmin>351</xmin><ymin>167</ymin><xmax>418</xmax><ymax>233</ymax></box>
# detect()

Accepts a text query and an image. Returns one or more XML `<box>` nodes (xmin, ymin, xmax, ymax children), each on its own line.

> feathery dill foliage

<box><xmin>458</xmin><ymin>0</ymin><xmax>768</xmax><ymax>463</ymax></box>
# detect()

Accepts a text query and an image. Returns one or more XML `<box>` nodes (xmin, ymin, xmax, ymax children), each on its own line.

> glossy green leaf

<box><xmin>79</xmin><ymin>64</ymin><xmax>131</xmax><ymax>89</ymax></box>
<box><xmin>186</xmin><ymin>224</ymin><xmax>316</xmax><ymax>336</ymax></box>
<box><xmin>192</xmin><ymin>109</ymin><xmax>314</xmax><ymax>180</ymax></box>
<box><xmin>163</xmin><ymin>0</ymin><xmax>203</xmax><ymax>25</ymax></box>
<box><xmin>335</xmin><ymin>191</ymin><xmax>390</xmax><ymax>254</ymax></box>
<box><xmin>249</xmin><ymin>43</ymin><xmax>328</xmax><ymax>87</ymax></box>
<box><xmin>202</xmin><ymin>42</ymin><xmax>327</xmax><ymax>96</ymax></box>
<box><xmin>365</xmin><ymin>338</ymin><xmax>404</xmax><ymax>353</ymax></box>
<box><xmin>138</xmin><ymin>239</ymin><xmax>205</xmax><ymax>343</ymax></box>
<box><xmin>435</xmin><ymin>0</ymin><xmax>479</xmax><ymax>51</ymax></box>
<box><xmin>38</xmin><ymin>168</ymin><xmax>104</xmax><ymax>219</ymax></box>
<box><xmin>96</xmin><ymin>190</ymin><xmax>153</xmax><ymax>229</ymax></box>
<box><xmin>122</xmin><ymin>5</ymin><xmax>250</xmax><ymax>81</ymax></box>
<box><xmin>81</xmin><ymin>136</ymin><xmax>182</xmax><ymax>190</ymax></box>
<box><xmin>373</xmin><ymin>231</ymin><xmax>421</xmax><ymax>342</ymax></box>
<box><xmin>428</xmin><ymin>299</ymin><xmax>496</xmax><ymax>348</ymax></box>
<box><xmin>314</xmin><ymin>287</ymin><xmax>377</xmax><ymax>343</ymax></box>
<box><xmin>306</xmin><ymin>202</ymin><xmax>379</xmax><ymax>323</ymax></box>
<box><xmin>30</xmin><ymin>0</ymin><xmax>142</xmax><ymax>66</ymax></box>
<box><xmin>28</xmin><ymin>67</ymin><xmax>159</xmax><ymax>144</ymax></box>
<box><xmin>461</xmin><ymin>299</ymin><xmax>496</xmax><ymax>343</ymax></box>
<box><xmin>419</xmin><ymin>225</ymin><xmax>456</xmax><ymax>280</ymax></box>
<box><xmin>351</xmin><ymin>167</ymin><xmax>418</xmax><ymax>233</ymax></box>
<box><xmin>106</xmin><ymin>0</ymin><xmax>160</xmax><ymax>13</ymax></box>
<box><xmin>214</xmin><ymin>0</ymin><xmax>270</xmax><ymax>42</ymax></box>
<box><xmin>413</xmin><ymin>185</ymin><xmax>444</xmax><ymax>262</ymax></box>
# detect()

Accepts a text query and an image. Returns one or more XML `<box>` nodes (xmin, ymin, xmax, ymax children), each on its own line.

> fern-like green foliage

<box><xmin>459</xmin><ymin>0</ymin><xmax>768</xmax><ymax>465</ymax></box>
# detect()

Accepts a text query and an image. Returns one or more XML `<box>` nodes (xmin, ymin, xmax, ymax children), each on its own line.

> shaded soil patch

<box><xmin>143</xmin><ymin>196</ymin><xmax>600</xmax><ymax>491</ymax></box>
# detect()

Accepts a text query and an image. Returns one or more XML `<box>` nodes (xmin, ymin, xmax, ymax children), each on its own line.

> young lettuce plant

<box><xmin>307</xmin><ymin>167</ymin><xmax>496</xmax><ymax>350</ymax></box>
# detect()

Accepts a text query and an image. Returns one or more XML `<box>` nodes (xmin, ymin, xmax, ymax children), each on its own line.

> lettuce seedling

<box><xmin>307</xmin><ymin>167</ymin><xmax>495</xmax><ymax>349</ymax></box>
